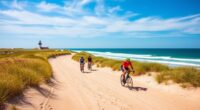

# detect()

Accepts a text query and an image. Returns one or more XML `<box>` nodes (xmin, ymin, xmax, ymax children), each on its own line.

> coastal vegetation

<box><xmin>72</xmin><ymin>52</ymin><xmax>200</xmax><ymax>87</ymax></box>
<box><xmin>0</xmin><ymin>49</ymin><xmax>71</xmax><ymax>104</ymax></box>
<box><xmin>156</xmin><ymin>67</ymin><xmax>200</xmax><ymax>87</ymax></box>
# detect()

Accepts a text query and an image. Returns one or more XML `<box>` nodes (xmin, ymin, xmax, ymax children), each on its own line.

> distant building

<box><xmin>38</xmin><ymin>40</ymin><xmax>49</xmax><ymax>49</ymax></box>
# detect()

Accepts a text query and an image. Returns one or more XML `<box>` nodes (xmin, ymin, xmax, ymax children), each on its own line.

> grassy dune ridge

<box><xmin>72</xmin><ymin>52</ymin><xmax>200</xmax><ymax>87</ymax></box>
<box><xmin>0</xmin><ymin>49</ymin><xmax>71</xmax><ymax>104</ymax></box>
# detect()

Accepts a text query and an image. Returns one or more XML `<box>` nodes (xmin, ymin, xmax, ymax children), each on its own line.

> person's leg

<box><xmin>125</xmin><ymin>68</ymin><xmax>130</xmax><ymax>80</ymax></box>
<box><xmin>88</xmin><ymin>62</ymin><xmax>91</xmax><ymax>69</ymax></box>
<box><xmin>89</xmin><ymin>62</ymin><xmax>92</xmax><ymax>69</ymax></box>
<box><xmin>80</xmin><ymin>63</ymin><xmax>84</xmax><ymax>71</ymax></box>
<box><xmin>123</xmin><ymin>70</ymin><xmax>126</xmax><ymax>82</ymax></box>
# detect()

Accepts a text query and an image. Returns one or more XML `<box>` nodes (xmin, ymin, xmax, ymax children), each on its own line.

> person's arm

<box><xmin>122</xmin><ymin>63</ymin><xmax>126</xmax><ymax>71</ymax></box>
<box><xmin>123</xmin><ymin>65</ymin><xmax>125</xmax><ymax>70</ymax></box>
<box><xmin>130</xmin><ymin>62</ymin><xmax>134</xmax><ymax>71</ymax></box>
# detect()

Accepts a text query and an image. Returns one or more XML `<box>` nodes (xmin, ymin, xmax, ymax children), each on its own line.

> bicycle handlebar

<box><xmin>129</xmin><ymin>70</ymin><xmax>135</xmax><ymax>73</ymax></box>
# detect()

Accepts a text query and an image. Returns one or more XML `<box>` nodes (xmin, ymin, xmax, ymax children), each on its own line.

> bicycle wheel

<box><xmin>88</xmin><ymin>63</ymin><xmax>91</xmax><ymax>70</ymax></box>
<box><xmin>120</xmin><ymin>74</ymin><xmax>125</xmax><ymax>86</ymax></box>
<box><xmin>80</xmin><ymin>64</ymin><xmax>84</xmax><ymax>73</ymax></box>
<box><xmin>126</xmin><ymin>76</ymin><xmax>133</xmax><ymax>88</ymax></box>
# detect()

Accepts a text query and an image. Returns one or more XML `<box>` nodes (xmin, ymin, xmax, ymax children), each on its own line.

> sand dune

<box><xmin>13</xmin><ymin>55</ymin><xmax>200</xmax><ymax>110</ymax></box>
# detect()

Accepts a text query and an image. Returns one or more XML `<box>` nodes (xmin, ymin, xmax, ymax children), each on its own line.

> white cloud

<box><xmin>80</xmin><ymin>0</ymin><xmax>92</xmax><ymax>6</ymax></box>
<box><xmin>0</xmin><ymin>10</ymin><xmax>77</xmax><ymax>26</ymax></box>
<box><xmin>95</xmin><ymin>0</ymin><xmax>106</xmax><ymax>16</ymax></box>
<box><xmin>82</xmin><ymin>16</ymin><xmax>106</xmax><ymax>25</ymax></box>
<box><xmin>36</xmin><ymin>0</ymin><xmax>93</xmax><ymax>16</ymax></box>
<box><xmin>101</xmin><ymin>14</ymin><xmax>200</xmax><ymax>35</ymax></box>
<box><xmin>108</xmin><ymin>6</ymin><xmax>122</xmax><ymax>13</ymax></box>
<box><xmin>11</xmin><ymin>0</ymin><xmax>26</xmax><ymax>10</ymax></box>
<box><xmin>37</xmin><ymin>1</ymin><xmax>60</xmax><ymax>12</ymax></box>
<box><xmin>0</xmin><ymin>0</ymin><xmax>199</xmax><ymax>38</ymax></box>
<box><xmin>1</xmin><ymin>0</ymin><xmax>27</xmax><ymax>10</ymax></box>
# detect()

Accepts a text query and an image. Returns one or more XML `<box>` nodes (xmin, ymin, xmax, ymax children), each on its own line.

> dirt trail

<box><xmin>13</xmin><ymin>55</ymin><xmax>200</xmax><ymax>110</ymax></box>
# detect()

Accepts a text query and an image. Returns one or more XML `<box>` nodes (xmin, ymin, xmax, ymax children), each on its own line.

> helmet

<box><xmin>126</xmin><ymin>58</ymin><xmax>130</xmax><ymax>61</ymax></box>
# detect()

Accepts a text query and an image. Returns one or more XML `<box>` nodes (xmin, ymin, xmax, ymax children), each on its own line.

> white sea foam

<box><xmin>72</xmin><ymin>50</ymin><xmax>200</xmax><ymax>67</ymax></box>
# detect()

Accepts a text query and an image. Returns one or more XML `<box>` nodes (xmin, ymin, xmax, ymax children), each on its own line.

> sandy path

<box><xmin>13</xmin><ymin>55</ymin><xmax>200</xmax><ymax>110</ymax></box>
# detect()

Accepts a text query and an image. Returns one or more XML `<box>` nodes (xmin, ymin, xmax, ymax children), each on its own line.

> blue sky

<box><xmin>0</xmin><ymin>0</ymin><xmax>200</xmax><ymax>48</ymax></box>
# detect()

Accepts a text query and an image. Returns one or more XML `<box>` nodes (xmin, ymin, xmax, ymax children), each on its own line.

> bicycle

<box><xmin>88</xmin><ymin>62</ymin><xmax>92</xmax><ymax>71</ymax></box>
<box><xmin>80</xmin><ymin>63</ymin><xmax>84</xmax><ymax>73</ymax></box>
<box><xmin>120</xmin><ymin>71</ymin><xmax>134</xmax><ymax>88</ymax></box>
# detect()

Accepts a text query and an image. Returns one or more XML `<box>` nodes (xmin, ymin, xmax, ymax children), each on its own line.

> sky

<box><xmin>0</xmin><ymin>0</ymin><xmax>200</xmax><ymax>48</ymax></box>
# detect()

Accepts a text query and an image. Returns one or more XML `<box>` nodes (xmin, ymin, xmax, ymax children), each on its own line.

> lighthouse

<box><xmin>38</xmin><ymin>40</ymin><xmax>49</xmax><ymax>49</ymax></box>
<box><xmin>38</xmin><ymin>40</ymin><xmax>42</xmax><ymax>49</ymax></box>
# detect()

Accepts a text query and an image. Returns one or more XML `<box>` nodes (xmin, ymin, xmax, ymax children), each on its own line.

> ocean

<box><xmin>68</xmin><ymin>48</ymin><xmax>200</xmax><ymax>67</ymax></box>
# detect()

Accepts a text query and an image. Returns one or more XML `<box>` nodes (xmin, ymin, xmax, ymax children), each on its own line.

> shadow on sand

<box><xmin>0</xmin><ymin>104</ymin><xmax>5</xmax><ymax>110</ymax></box>
<box><xmin>7</xmin><ymin>78</ymin><xmax>59</xmax><ymax>108</ymax></box>
<box><xmin>82</xmin><ymin>68</ymin><xmax>98</xmax><ymax>73</ymax></box>
<box><xmin>91</xmin><ymin>69</ymin><xmax>98</xmax><ymax>71</ymax></box>
<box><xmin>8</xmin><ymin>89</ymin><xmax>35</xmax><ymax>107</ymax></box>
<box><xmin>83</xmin><ymin>71</ymin><xmax>91</xmax><ymax>73</ymax></box>
<box><xmin>128</xmin><ymin>86</ymin><xmax>148</xmax><ymax>91</ymax></box>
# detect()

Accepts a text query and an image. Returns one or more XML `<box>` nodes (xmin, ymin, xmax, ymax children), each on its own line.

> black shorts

<box><xmin>80</xmin><ymin>62</ymin><xmax>84</xmax><ymax>65</ymax></box>
<box><xmin>121</xmin><ymin>66</ymin><xmax>129</xmax><ymax>72</ymax></box>
<box><xmin>124</xmin><ymin>67</ymin><xmax>129</xmax><ymax>71</ymax></box>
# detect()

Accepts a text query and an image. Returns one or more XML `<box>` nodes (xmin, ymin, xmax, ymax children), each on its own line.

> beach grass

<box><xmin>0</xmin><ymin>49</ymin><xmax>71</xmax><ymax>104</ymax></box>
<box><xmin>72</xmin><ymin>52</ymin><xmax>169</xmax><ymax>74</ymax></box>
<box><xmin>72</xmin><ymin>52</ymin><xmax>200</xmax><ymax>87</ymax></box>
<box><xmin>156</xmin><ymin>67</ymin><xmax>200</xmax><ymax>87</ymax></box>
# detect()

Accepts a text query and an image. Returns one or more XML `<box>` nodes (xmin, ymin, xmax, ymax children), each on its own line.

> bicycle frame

<box><xmin>120</xmin><ymin>71</ymin><xmax>134</xmax><ymax>87</ymax></box>
<box><xmin>88</xmin><ymin>62</ymin><xmax>92</xmax><ymax>70</ymax></box>
<box><xmin>80</xmin><ymin>63</ymin><xmax>84</xmax><ymax>72</ymax></box>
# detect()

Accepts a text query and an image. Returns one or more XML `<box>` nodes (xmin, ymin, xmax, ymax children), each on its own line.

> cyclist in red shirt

<box><xmin>121</xmin><ymin>58</ymin><xmax>134</xmax><ymax>83</ymax></box>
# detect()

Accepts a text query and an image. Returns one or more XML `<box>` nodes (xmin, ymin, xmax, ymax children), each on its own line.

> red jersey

<box><xmin>123</xmin><ymin>61</ymin><xmax>132</xmax><ymax>68</ymax></box>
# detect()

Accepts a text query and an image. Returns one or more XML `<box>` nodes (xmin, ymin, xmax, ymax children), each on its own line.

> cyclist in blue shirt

<box><xmin>80</xmin><ymin>57</ymin><xmax>85</xmax><ymax>72</ymax></box>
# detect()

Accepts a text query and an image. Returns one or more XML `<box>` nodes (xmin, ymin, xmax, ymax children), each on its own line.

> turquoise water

<box><xmin>69</xmin><ymin>48</ymin><xmax>200</xmax><ymax>67</ymax></box>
